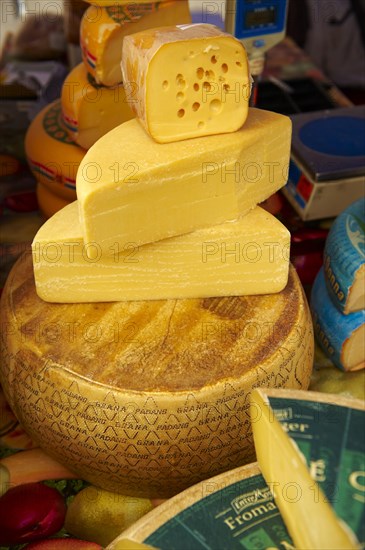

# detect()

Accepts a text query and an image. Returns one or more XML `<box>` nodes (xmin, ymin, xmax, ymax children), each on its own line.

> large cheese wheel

<box><xmin>25</xmin><ymin>100</ymin><xmax>85</xmax><ymax>201</ymax></box>
<box><xmin>0</xmin><ymin>254</ymin><xmax>313</xmax><ymax>498</ymax></box>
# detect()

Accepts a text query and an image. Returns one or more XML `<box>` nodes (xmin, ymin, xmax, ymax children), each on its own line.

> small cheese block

<box><xmin>61</xmin><ymin>63</ymin><xmax>134</xmax><ymax>150</ymax></box>
<box><xmin>250</xmin><ymin>388</ymin><xmax>365</xmax><ymax>550</ymax></box>
<box><xmin>25</xmin><ymin>100</ymin><xmax>85</xmax><ymax>202</ymax></box>
<box><xmin>323</xmin><ymin>197</ymin><xmax>365</xmax><ymax>314</ymax></box>
<box><xmin>77</xmin><ymin>107</ymin><xmax>291</xmax><ymax>256</ymax></box>
<box><xmin>0</xmin><ymin>253</ymin><xmax>313</xmax><ymax>497</ymax></box>
<box><xmin>122</xmin><ymin>23</ymin><xmax>250</xmax><ymax>143</ymax></box>
<box><xmin>107</xmin><ymin>463</ymin><xmax>293</xmax><ymax>550</ymax></box>
<box><xmin>32</xmin><ymin>202</ymin><xmax>290</xmax><ymax>303</ymax></box>
<box><xmin>36</xmin><ymin>182</ymin><xmax>74</xmax><ymax>219</ymax></box>
<box><xmin>80</xmin><ymin>2</ymin><xmax>191</xmax><ymax>87</ymax></box>
<box><xmin>311</xmin><ymin>267</ymin><xmax>365</xmax><ymax>371</ymax></box>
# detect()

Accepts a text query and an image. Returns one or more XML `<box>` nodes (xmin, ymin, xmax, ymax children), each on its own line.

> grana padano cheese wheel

<box><xmin>0</xmin><ymin>254</ymin><xmax>313</xmax><ymax>498</ymax></box>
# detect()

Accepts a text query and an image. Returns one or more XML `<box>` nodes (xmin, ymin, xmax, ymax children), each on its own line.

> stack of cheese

<box><xmin>24</xmin><ymin>0</ymin><xmax>191</xmax><ymax>218</ymax></box>
<box><xmin>0</xmin><ymin>24</ymin><xmax>314</xmax><ymax>498</ymax></box>
<box><xmin>311</xmin><ymin>197</ymin><xmax>365</xmax><ymax>371</ymax></box>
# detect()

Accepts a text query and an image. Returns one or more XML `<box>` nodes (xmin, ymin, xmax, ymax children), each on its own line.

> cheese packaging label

<box><xmin>323</xmin><ymin>197</ymin><xmax>365</xmax><ymax>314</ymax></box>
<box><xmin>121</xmin><ymin>23</ymin><xmax>250</xmax><ymax>143</ymax></box>
<box><xmin>311</xmin><ymin>267</ymin><xmax>365</xmax><ymax>371</ymax></box>
<box><xmin>251</xmin><ymin>388</ymin><xmax>365</xmax><ymax>550</ymax></box>
<box><xmin>76</xmin><ymin>107</ymin><xmax>291</xmax><ymax>256</ymax></box>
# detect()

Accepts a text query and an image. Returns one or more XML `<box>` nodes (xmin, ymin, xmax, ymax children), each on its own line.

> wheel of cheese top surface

<box><xmin>0</xmin><ymin>254</ymin><xmax>314</xmax><ymax>498</ymax></box>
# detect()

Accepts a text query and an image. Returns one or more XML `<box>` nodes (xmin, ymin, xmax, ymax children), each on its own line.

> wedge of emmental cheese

<box><xmin>323</xmin><ymin>197</ymin><xmax>365</xmax><ymax>314</ymax></box>
<box><xmin>61</xmin><ymin>63</ymin><xmax>134</xmax><ymax>149</ymax></box>
<box><xmin>251</xmin><ymin>388</ymin><xmax>364</xmax><ymax>550</ymax></box>
<box><xmin>80</xmin><ymin>1</ymin><xmax>191</xmax><ymax>87</ymax></box>
<box><xmin>76</xmin><ymin>107</ymin><xmax>291</xmax><ymax>257</ymax></box>
<box><xmin>121</xmin><ymin>23</ymin><xmax>251</xmax><ymax>143</ymax></box>
<box><xmin>32</xmin><ymin>201</ymin><xmax>290</xmax><ymax>302</ymax></box>
<box><xmin>311</xmin><ymin>267</ymin><xmax>365</xmax><ymax>371</ymax></box>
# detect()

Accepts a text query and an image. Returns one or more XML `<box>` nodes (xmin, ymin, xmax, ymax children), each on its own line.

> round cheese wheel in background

<box><xmin>61</xmin><ymin>63</ymin><xmax>134</xmax><ymax>150</ymax></box>
<box><xmin>25</xmin><ymin>100</ymin><xmax>85</xmax><ymax>202</ymax></box>
<box><xmin>36</xmin><ymin>182</ymin><xmax>74</xmax><ymax>219</ymax></box>
<box><xmin>0</xmin><ymin>255</ymin><xmax>313</xmax><ymax>498</ymax></box>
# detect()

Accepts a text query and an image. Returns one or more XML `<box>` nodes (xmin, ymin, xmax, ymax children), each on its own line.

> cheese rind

<box><xmin>311</xmin><ymin>267</ymin><xmax>365</xmax><ymax>371</ymax></box>
<box><xmin>323</xmin><ymin>197</ymin><xmax>365</xmax><ymax>314</ymax></box>
<box><xmin>61</xmin><ymin>63</ymin><xmax>134</xmax><ymax>150</ymax></box>
<box><xmin>36</xmin><ymin>182</ymin><xmax>73</xmax><ymax>219</ymax></box>
<box><xmin>32</xmin><ymin>202</ymin><xmax>290</xmax><ymax>302</ymax></box>
<box><xmin>250</xmin><ymin>388</ymin><xmax>365</xmax><ymax>550</ymax></box>
<box><xmin>80</xmin><ymin>2</ymin><xmax>191</xmax><ymax>87</ymax></box>
<box><xmin>121</xmin><ymin>23</ymin><xmax>250</xmax><ymax>143</ymax></box>
<box><xmin>0</xmin><ymin>253</ymin><xmax>313</xmax><ymax>497</ymax></box>
<box><xmin>77</xmin><ymin>107</ymin><xmax>292</xmax><ymax>255</ymax></box>
<box><xmin>25</xmin><ymin>100</ymin><xmax>85</xmax><ymax>202</ymax></box>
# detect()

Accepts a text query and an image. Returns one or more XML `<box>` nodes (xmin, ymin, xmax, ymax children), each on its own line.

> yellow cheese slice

<box><xmin>0</xmin><ymin>253</ymin><xmax>313</xmax><ymax>497</ymax></box>
<box><xmin>80</xmin><ymin>1</ymin><xmax>191</xmax><ymax>87</ymax></box>
<box><xmin>250</xmin><ymin>388</ymin><xmax>364</xmax><ymax>550</ymax></box>
<box><xmin>36</xmin><ymin>182</ymin><xmax>73</xmax><ymax>219</ymax></box>
<box><xmin>77</xmin><ymin>107</ymin><xmax>291</xmax><ymax>257</ymax></box>
<box><xmin>61</xmin><ymin>63</ymin><xmax>134</xmax><ymax>150</ymax></box>
<box><xmin>32</xmin><ymin>201</ymin><xmax>290</xmax><ymax>303</ymax></box>
<box><xmin>122</xmin><ymin>23</ymin><xmax>250</xmax><ymax>143</ymax></box>
<box><xmin>25</xmin><ymin>100</ymin><xmax>85</xmax><ymax>202</ymax></box>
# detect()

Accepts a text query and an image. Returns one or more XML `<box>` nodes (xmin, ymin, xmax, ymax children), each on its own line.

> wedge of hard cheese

<box><xmin>251</xmin><ymin>388</ymin><xmax>365</xmax><ymax>550</ymax></box>
<box><xmin>121</xmin><ymin>23</ymin><xmax>250</xmax><ymax>143</ymax></box>
<box><xmin>32</xmin><ymin>201</ymin><xmax>290</xmax><ymax>303</ymax></box>
<box><xmin>80</xmin><ymin>2</ymin><xmax>191</xmax><ymax>87</ymax></box>
<box><xmin>107</xmin><ymin>462</ymin><xmax>293</xmax><ymax>550</ymax></box>
<box><xmin>61</xmin><ymin>63</ymin><xmax>134</xmax><ymax>149</ymax></box>
<box><xmin>77</xmin><ymin>107</ymin><xmax>291</xmax><ymax>256</ymax></box>
<box><xmin>323</xmin><ymin>197</ymin><xmax>365</xmax><ymax>314</ymax></box>
<box><xmin>311</xmin><ymin>268</ymin><xmax>365</xmax><ymax>371</ymax></box>
<box><xmin>0</xmin><ymin>253</ymin><xmax>313</xmax><ymax>497</ymax></box>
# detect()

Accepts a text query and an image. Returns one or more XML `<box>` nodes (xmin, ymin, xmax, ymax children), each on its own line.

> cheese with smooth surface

<box><xmin>251</xmin><ymin>388</ymin><xmax>365</xmax><ymax>550</ymax></box>
<box><xmin>36</xmin><ymin>182</ymin><xmax>73</xmax><ymax>219</ymax></box>
<box><xmin>77</xmin><ymin>107</ymin><xmax>291</xmax><ymax>256</ymax></box>
<box><xmin>80</xmin><ymin>2</ymin><xmax>191</xmax><ymax>87</ymax></box>
<box><xmin>0</xmin><ymin>253</ymin><xmax>313</xmax><ymax>497</ymax></box>
<box><xmin>61</xmin><ymin>63</ymin><xmax>134</xmax><ymax>150</ymax></box>
<box><xmin>25</xmin><ymin>100</ymin><xmax>85</xmax><ymax>202</ymax></box>
<box><xmin>107</xmin><ymin>463</ymin><xmax>293</xmax><ymax>550</ymax></box>
<box><xmin>122</xmin><ymin>23</ymin><xmax>250</xmax><ymax>143</ymax></box>
<box><xmin>311</xmin><ymin>267</ymin><xmax>365</xmax><ymax>371</ymax></box>
<box><xmin>32</xmin><ymin>202</ymin><xmax>290</xmax><ymax>302</ymax></box>
<box><xmin>323</xmin><ymin>197</ymin><xmax>365</xmax><ymax>314</ymax></box>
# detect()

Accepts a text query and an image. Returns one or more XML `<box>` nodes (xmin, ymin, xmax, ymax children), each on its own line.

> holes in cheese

<box><xmin>323</xmin><ymin>197</ymin><xmax>365</xmax><ymax>314</ymax></box>
<box><xmin>32</xmin><ymin>202</ymin><xmax>290</xmax><ymax>303</ymax></box>
<box><xmin>61</xmin><ymin>63</ymin><xmax>134</xmax><ymax>150</ymax></box>
<box><xmin>121</xmin><ymin>23</ymin><xmax>251</xmax><ymax>143</ymax></box>
<box><xmin>76</xmin><ymin>107</ymin><xmax>292</xmax><ymax>256</ymax></box>
<box><xmin>80</xmin><ymin>1</ymin><xmax>191</xmax><ymax>87</ymax></box>
<box><xmin>0</xmin><ymin>253</ymin><xmax>313</xmax><ymax>497</ymax></box>
<box><xmin>25</xmin><ymin>100</ymin><xmax>85</xmax><ymax>202</ymax></box>
<box><xmin>311</xmin><ymin>267</ymin><xmax>365</xmax><ymax>371</ymax></box>
<box><xmin>250</xmin><ymin>388</ymin><xmax>365</xmax><ymax>549</ymax></box>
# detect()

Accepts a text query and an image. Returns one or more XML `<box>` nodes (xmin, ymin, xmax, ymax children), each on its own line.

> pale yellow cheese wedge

<box><xmin>77</xmin><ymin>107</ymin><xmax>291</xmax><ymax>257</ymax></box>
<box><xmin>122</xmin><ymin>23</ymin><xmax>250</xmax><ymax>143</ymax></box>
<box><xmin>80</xmin><ymin>1</ymin><xmax>191</xmax><ymax>87</ymax></box>
<box><xmin>32</xmin><ymin>201</ymin><xmax>290</xmax><ymax>303</ymax></box>
<box><xmin>250</xmin><ymin>388</ymin><xmax>363</xmax><ymax>550</ymax></box>
<box><xmin>61</xmin><ymin>63</ymin><xmax>134</xmax><ymax>149</ymax></box>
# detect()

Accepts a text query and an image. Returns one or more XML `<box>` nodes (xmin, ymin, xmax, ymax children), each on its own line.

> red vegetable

<box><xmin>0</xmin><ymin>482</ymin><xmax>66</xmax><ymax>546</ymax></box>
<box><xmin>25</xmin><ymin>538</ymin><xmax>102</xmax><ymax>549</ymax></box>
